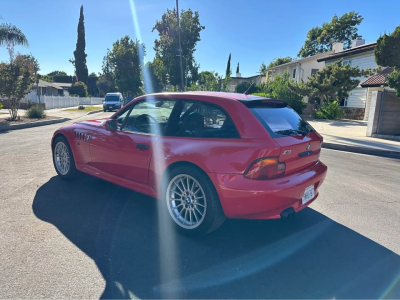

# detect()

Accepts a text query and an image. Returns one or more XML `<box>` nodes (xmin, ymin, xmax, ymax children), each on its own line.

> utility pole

<box><xmin>176</xmin><ymin>0</ymin><xmax>184</xmax><ymax>91</ymax></box>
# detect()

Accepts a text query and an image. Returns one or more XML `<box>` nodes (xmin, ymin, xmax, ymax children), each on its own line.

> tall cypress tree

<box><xmin>236</xmin><ymin>62</ymin><xmax>240</xmax><ymax>74</ymax></box>
<box><xmin>225</xmin><ymin>53</ymin><xmax>231</xmax><ymax>77</ymax></box>
<box><xmin>73</xmin><ymin>5</ymin><xmax>88</xmax><ymax>85</ymax></box>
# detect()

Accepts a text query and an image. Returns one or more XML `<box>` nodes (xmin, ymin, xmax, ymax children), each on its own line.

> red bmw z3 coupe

<box><xmin>51</xmin><ymin>92</ymin><xmax>327</xmax><ymax>235</ymax></box>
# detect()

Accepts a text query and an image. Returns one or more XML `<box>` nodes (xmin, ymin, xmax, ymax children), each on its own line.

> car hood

<box><xmin>76</xmin><ymin>118</ymin><xmax>108</xmax><ymax>128</ymax></box>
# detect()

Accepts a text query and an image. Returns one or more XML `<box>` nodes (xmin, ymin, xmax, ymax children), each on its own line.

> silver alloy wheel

<box><xmin>54</xmin><ymin>141</ymin><xmax>70</xmax><ymax>175</ymax></box>
<box><xmin>166</xmin><ymin>174</ymin><xmax>207</xmax><ymax>229</ymax></box>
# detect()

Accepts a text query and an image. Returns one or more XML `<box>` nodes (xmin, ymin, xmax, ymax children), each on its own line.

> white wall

<box><xmin>325</xmin><ymin>51</ymin><xmax>378</xmax><ymax>108</ymax></box>
<box><xmin>300</xmin><ymin>59</ymin><xmax>326</xmax><ymax>82</ymax></box>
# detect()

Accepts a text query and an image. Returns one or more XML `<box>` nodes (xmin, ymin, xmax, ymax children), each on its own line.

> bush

<box><xmin>78</xmin><ymin>105</ymin><xmax>85</xmax><ymax>110</ymax></box>
<box><xmin>235</xmin><ymin>82</ymin><xmax>259</xmax><ymax>94</ymax></box>
<box><xmin>0</xmin><ymin>102</ymin><xmax>3</xmax><ymax>110</ymax></box>
<box><xmin>68</xmin><ymin>81</ymin><xmax>88</xmax><ymax>97</ymax></box>
<box><xmin>25</xmin><ymin>105</ymin><xmax>46</xmax><ymax>119</ymax></box>
<box><xmin>315</xmin><ymin>101</ymin><xmax>344</xmax><ymax>119</ymax></box>
<box><xmin>251</xmin><ymin>73</ymin><xmax>306</xmax><ymax>114</ymax></box>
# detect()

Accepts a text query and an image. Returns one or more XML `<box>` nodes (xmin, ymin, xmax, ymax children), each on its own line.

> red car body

<box><xmin>52</xmin><ymin>92</ymin><xmax>327</xmax><ymax>220</ymax></box>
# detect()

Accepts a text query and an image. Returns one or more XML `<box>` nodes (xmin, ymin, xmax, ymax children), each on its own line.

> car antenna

<box><xmin>244</xmin><ymin>82</ymin><xmax>255</xmax><ymax>95</ymax></box>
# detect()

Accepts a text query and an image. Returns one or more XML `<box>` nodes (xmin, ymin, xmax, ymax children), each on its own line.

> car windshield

<box><xmin>250</xmin><ymin>106</ymin><xmax>314</xmax><ymax>137</ymax></box>
<box><xmin>105</xmin><ymin>95</ymin><xmax>120</xmax><ymax>102</ymax></box>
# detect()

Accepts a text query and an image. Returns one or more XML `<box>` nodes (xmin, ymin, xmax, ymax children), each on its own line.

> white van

<box><xmin>103</xmin><ymin>93</ymin><xmax>124</xmax><ymax>112</ymax></box>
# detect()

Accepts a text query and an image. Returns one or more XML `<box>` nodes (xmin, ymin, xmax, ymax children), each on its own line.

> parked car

<box><xmin>103</xmin><ymin>92</ymin><xmax>124</xmax><ymax>112</ymax></box>
<box><xmin>51</xmin><ymin>92</ymin><xmax>327</xmax><ymax>235</ymax></box>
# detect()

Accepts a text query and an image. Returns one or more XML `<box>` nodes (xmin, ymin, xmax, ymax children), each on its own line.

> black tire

<box><xmin>103</xmin><ymin>109</ymin><xmax>106</xmax><ymax>112</ymax></box>
<box><xmin>52</xmin><ymin>136</ymin><xmax>78</xmax><ymax>180</ymax></box>
<box><xmin>162</xmin><ymin>166</ymin><xmax>226</xmax><ymax>236</ymax></box>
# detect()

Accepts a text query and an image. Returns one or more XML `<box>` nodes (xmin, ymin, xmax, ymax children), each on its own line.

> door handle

<box><xmin>136</xmin><ymin>144</ymin><xmax>149</xmax><ymax>150</ymax></box>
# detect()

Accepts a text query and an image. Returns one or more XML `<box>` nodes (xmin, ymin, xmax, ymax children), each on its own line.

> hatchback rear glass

<box><xmin>105</xmin><ymin>95</ymin><xmax>120</xmax><ymax>102</ymax></box>
<box><xmin>249</xmin><ymin>105</ymin><xmax>314</xmax><ymax>137</ymax></box>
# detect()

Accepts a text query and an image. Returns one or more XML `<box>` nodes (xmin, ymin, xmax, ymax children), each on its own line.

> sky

<box><xmin>1</xmin><ymin>0</ymin><xmax>399</xmax><ymax>78</ymax></box>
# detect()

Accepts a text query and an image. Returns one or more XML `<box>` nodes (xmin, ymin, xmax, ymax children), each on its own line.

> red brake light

<box><xmin>244</xmin><ymin>157</ymin><xmax>286</xmax><ymax>180</ymax></box>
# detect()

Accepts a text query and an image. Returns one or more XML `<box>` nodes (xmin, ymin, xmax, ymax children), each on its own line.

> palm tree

<box><xmin>0</xmin><ymin>23</ymin><xmax>28</xmax><ymax>46</ymax></box>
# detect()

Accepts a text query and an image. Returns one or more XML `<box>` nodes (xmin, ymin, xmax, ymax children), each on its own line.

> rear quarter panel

<box><xmin>148</xmin><ymin>137</ymin><xmax>281</xmax><ymax>192</ymax></box>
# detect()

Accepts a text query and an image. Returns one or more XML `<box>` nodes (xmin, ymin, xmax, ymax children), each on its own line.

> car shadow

<box><xmin>32</xmin><ymin>174</ymin><xmax>400</xmax><ymax>299</ymax></box>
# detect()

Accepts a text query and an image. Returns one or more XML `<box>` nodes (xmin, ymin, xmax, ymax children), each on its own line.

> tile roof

<box><xmin>361</xmin><ymin>67</ymin><xmax>394</xmax><ymax>87</ymax></box>
<box><xmin>317</xmin><ymin>42</ymin><xmax>377</xmax><ymax>62</ymax></box>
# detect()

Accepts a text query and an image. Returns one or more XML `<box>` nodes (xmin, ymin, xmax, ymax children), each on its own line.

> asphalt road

<box><xmin>0</xmin><ymin>112</ymin><xmax>399</xmax><ymax>299</ymax></box>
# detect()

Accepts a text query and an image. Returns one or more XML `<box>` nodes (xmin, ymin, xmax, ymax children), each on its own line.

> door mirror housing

<box><xmin>105</xmin><ymin>119</ymin><xmax>118</xmax><ymax>132</ymax></box>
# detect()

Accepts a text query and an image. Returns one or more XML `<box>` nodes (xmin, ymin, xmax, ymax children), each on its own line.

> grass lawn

<box><xmin>63</xmin><ymin>106</ymin><xmax>102</xmax><ymax>112</ymax></box>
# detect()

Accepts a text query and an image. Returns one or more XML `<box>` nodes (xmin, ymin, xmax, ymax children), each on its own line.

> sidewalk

<box><xmin>308</xmin><ymin>119</ymin><xmax>400</xmax><ymax>158</ymax></box>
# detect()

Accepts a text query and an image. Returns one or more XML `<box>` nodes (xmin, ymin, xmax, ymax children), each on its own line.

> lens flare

<box><xmin>128</xmin><ymin>1</ymin><xmax>179</xmax><ymax>298</ymax></box>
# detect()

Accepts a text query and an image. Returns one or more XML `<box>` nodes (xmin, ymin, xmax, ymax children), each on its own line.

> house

<box><xmin>25</xmin><ymin>80</ymin><xmax>72</xmax><ymax>102</ymax></box>
<box><xmin>317</xmin><ymin>38</ymin><xmax>378</xmax><ymax>113</ymax></box>
<box><xmin>266</xmin><ymin>49</ymin><xmax>336</xmax><ymax>84</ymax></box>
<box><xmin>226</xmin><ymin>73</ymin><xmax>264</xmax><ymax>92</ymax></box>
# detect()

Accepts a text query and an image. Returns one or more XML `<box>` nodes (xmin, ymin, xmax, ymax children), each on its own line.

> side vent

<box><xmin>74</xmin><ymin>131</ymin><xmax>87</xmax><ymax>141</ymax></box>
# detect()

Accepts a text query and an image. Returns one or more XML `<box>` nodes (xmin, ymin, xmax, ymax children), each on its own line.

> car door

<box><xmin>89</xmin><ymin>98</ymin><xmax>176</xmax><ymax>184</ymax></box>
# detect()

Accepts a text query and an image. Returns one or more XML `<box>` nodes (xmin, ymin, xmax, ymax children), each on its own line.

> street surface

<box><xmin>0</xmin><ymin>112</ymin><xmax>399</xmax><ymax>299</ymax></box>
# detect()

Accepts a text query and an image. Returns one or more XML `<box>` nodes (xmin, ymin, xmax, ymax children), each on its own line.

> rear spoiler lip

<box><xmin>239</xmin><ymin>98</ymin><xmax>288</xmax><ymax>108</ymax></box>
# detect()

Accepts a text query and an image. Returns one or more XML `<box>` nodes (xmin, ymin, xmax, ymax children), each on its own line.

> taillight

<box><xmin>244</xmin><ymin>157</ymin><xmax>286</xmax><ymax>180</ymax></box>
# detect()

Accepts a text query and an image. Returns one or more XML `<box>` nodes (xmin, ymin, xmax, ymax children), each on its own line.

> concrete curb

<box><xmin>322</xmin><ymin>142</ymin><xmax>400</xmax><ymax>159</ymax></box>
<box><xmin>86</xmin><ymin>109</ymin><xmax>103</xmax><ymax>115</ymax></box>
<box><xmin>0</xmin><ymin>118</ymin><xmax>70</xmax><ymax>132</ymax></box>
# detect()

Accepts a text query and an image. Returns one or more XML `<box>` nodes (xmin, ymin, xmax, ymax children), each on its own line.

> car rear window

<box><xmin>249</xmin><ymin>105</ymin><xmax>314</xmax><ymax>137</ymax></box>
<box><xmin>105</xmin><ymin>95</ymin><xmax>120</xmax><ymax>102</ymax></box>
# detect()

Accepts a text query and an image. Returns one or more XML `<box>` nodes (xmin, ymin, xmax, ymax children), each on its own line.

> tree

<box><xmin>259</xmin><ymin>62</ymin><xmax>267</xmax><ymax>75</ymax></box>
<box><xmin>235</xmin><ymin>82</ymin><xmax>257</xmax><ymax>94</ymax></box>
<box><xmin>375</xmin><ymin>24</ymin><xmax>400</xmax><ymax>96</ymax></box>
<box><xmin>260</xmin><ymin>73</ymin><xmax>306</xmax><ymax>114</ymax></box>
<box><xmin>0</xmin><ymin>45</ymin><xmax>37</xmax><ymax>120</ymax></box>
<box><xmin>87</xmin><ymin>72</ymin><xmax>99</xmax><ymax>96</ymax></box>
<box><xmin>146</xmin><ymin>61</ymin><xmax>163</xmax><ymax>93</ymax></box>
<box><xmin>267</xmin><ymin>56</ymin><xmax>293</xmax><ymax>68</ymax></box>
<box><xmin>236</xmin><ymin>62</ymin><xmax>239</xmax><ymax>74</ymax></box>
<box><xmin>68</xmin><ymin>81</ymin><xmax>88</xmax><ymax>97</ymax></box>
<box><xmin>298</xmin><ymin>12</ymin><xmax>363</xmax><ymax>57</ymax></box>
<box><xmin>73</xmin><ymin>5</ymin><xmax>88</xmax><ymax>85</ymax></box>
<box><xmin>225</xmin><ymin>53</ymin><xmax>231</xmax><ymax>77</ymax></box>
<box><xmin>97</xmin><ymin>75</ymin><xmax>116</xmax><ymax>96</ymax></box>
<box><xmin>109</xmin><ymin>36</ymin><xmax>144</xmax><ymax>97</ymax></box>
<box><xmin>0</xmin><ymin>23</ymin><xmax>28</xmax><ymax>47</ymax></box>
<box><xmin>152</xmin><ymin>7</ymin><xmax>204</xmax><ymax>87</ymax></box>
<box><xmin>186</xmin><ymin>71</ymin><xmax>225</xmax><ymax>92</ymax></box>
<box><xmin>97</xmin><ymin>49</ymin><xmax>116</xmax><ymax>96</ymax></box>
<box><xmin>288</xmin><ymin>59</ymin><xmax>372</xmax><ymax>104</ymax></box>
<box><xmin>47</xmin><ymin>70</ymin><xmax>67</xmax><ymax>77</ymax></box>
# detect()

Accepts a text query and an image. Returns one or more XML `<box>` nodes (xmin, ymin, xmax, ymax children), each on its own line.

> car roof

<box><xmin>141</xmin><ymin>91</ymin><xmax>276</xmax><ymax>102</ymax></box>
<box><xmin>106</xmin><ymin>93</ymin><xmax>121</xmax><ymax>96</ymax></box>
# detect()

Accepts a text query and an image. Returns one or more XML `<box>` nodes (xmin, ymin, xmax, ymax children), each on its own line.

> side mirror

<box><xmin>105</xmin><ymin>119</ymin><xmax>118</xmax><ymax>132</ymax></box>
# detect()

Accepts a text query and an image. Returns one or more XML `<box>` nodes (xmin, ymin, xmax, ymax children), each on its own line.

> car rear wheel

<box><xmin>163</xmin><ymin>166</ymin><xmax>226</xmax><ymax>235</ymax></box>
<box><xmin>52</xmin><ymin>136</ymin><xmax>78</xmax><ymax>179</ymax></box>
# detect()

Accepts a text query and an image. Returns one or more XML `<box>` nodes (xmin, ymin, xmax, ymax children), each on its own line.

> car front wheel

<box><xmin>52</xmin><ymin>136</ymin><xmax>78</xmax><ymax>179</ymax></box>
<box><xmin>163</xmin><ymin>166</ymin><xmax>226</xmax><ymax>235</ymax></box>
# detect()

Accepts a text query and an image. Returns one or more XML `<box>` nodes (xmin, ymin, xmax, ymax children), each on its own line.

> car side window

<box><xmin>121</xmin><ymin>99</ymin><xmax>177</xmax><ymax>135</ymax></box>
<box><xmin>114</xmin><ymin>106</ymin><xmax>132</xmax><ymax>129</ymax></box>
<box><xmin>176</xmin><ymin>101</ymin><xmax>240</xmax><ymax>139</ymax></box>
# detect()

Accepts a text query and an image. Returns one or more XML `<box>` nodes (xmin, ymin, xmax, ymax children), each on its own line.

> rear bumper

<box><xmin>208</xmin><ymin>161</ymin><xmax>327</xmax><ymax>219</ymax></box>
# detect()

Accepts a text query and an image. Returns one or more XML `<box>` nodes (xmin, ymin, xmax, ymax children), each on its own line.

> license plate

<box><xmin>302</xmin><ymin>185</ymin><xmax>315</xmax><ymax>205</ymax></box>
